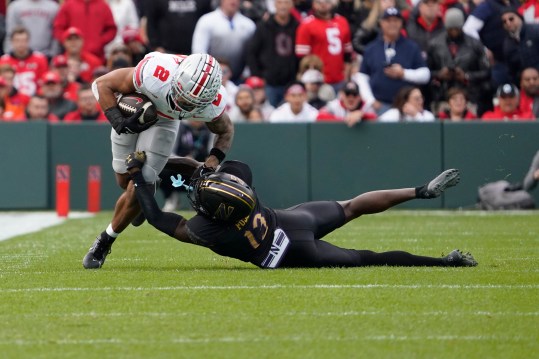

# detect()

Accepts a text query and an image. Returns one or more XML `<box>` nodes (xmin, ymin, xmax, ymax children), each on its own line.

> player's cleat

<box><xmin>417</xmin><ymin>169</ymin><xmax>460</xmax><ymax>199</ymax></box>
<box><xmin>442</xmin><ymin>249</ymin><xmax>478</xmax><ymax>267</ymax></box>
<box><xmin>131</xmin><ymin>211</ymin><xmax>146</xmax><ymax>227</ymax></box>
<box><xmin>82</xmin><ymin>232</ymin><xmax>115</xmax><ymax>269</ymax></box>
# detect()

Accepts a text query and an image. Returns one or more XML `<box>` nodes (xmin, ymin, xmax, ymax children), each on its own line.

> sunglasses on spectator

<box><xmin>502</xmin><ymin>16</ymin><xmax>515</xmax><ymax>24</ymax></box>
<box><xmin>344</xmin><ymin>91</ymin><xmax>359</xmax><ymax>97</ymax></box>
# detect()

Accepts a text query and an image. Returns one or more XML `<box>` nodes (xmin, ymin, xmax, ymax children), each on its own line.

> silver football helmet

<box><xmin>169</xmin><ymin>54</ymin><xmax>222</xmax><ymax>115</ymax></box>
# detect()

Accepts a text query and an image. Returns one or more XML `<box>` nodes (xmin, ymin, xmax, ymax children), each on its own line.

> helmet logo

<box><xmin>214</xmin><ymin>203</ymin><xmax>234</xmax><ymax>220</ymax></box>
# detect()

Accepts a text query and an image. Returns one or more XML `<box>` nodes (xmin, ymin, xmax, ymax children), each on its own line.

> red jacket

<box><xmin>63</xmin><ymin>109</ymin><xmax>107</xmax><ymax>122</ymax></box>
<box><xmin>481</xmin><ymin>107</ymin><xmax>535</xmax><ymax>121</ymax></box>
<box><xmin>53</xmin><ymin>0</ymin><xmax>117</xmax><ymax>61</ymax></box>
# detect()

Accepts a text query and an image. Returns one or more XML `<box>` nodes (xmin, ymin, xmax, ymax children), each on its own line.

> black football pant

<box><xmin>276</xmin><ymin>201</ymin><xmax>445</xmax><ymax>268</ymax></box>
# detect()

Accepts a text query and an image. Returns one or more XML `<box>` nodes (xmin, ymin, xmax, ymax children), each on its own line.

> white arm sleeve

<box><xmin>353</xmin><ymin>72</ymin><xmax>376</xmax><ymax>107</ymax></box>
<box><xmin>462</xmin><ymin>16</ymin><xmax>484</xmax><ymax>40</ymax></box>
<box><xmin>191</xmin><ymin>16</ymin><xmax>212</xmax><ymax>54</ymax></box>
<box><xmin>402</xmin><ymin>67</ymin><xmax>431</xmax><ymax>84</ymax></box>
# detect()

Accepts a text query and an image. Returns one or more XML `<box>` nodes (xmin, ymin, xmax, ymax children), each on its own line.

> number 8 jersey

<box><xmin>133</xmin><ymin>52</ymin><xmax>228</xmax><ymax>122</ymax></box>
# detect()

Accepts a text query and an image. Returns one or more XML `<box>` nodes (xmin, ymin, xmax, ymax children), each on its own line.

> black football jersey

<box><xmin>185</xmin><ymin>199</ymin><xmax>277</xmax><ymax>266</ymax></box>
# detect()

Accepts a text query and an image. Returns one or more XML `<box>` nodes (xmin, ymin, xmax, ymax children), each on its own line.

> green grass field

<box><xmin>0</xmin><ymin>210</ymin><xmax>538</xmax><ymax>359</ymax></box>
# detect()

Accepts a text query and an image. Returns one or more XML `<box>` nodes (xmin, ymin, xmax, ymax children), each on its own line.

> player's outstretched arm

<box><xmin>126</xmin><ymin>152</ymin><xmax>193</xmax><ymax>244</ymax></box>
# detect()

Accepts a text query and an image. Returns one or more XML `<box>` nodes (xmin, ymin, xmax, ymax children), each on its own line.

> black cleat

<box><xmin>442</xmin><ymin>249</ymin><xmax>478</xmax><ymax>267</ymax></box>
<box><xmin>131</xmin><ymin>211</ymin><xmax>146</xmax><ymax>227</ymax></box>
<box><xmin>417</xmin><ymin>169</ymin><xmax>460</xmax><ymax>199</ymax></box>
<box><xmin>82</xmin><ymin>232</ymin><xmax>115</xmax><ymax>269</ymax></box>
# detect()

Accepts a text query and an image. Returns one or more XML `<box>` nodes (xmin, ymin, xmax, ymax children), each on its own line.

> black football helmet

<box><xmin>188</xmin><ymin>171</ymin><xmax>256</xmax><ymax>223</ymax></box>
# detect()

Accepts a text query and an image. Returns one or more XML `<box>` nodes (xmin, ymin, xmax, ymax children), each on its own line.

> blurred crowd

<box><xmin>0</xmin><ymin>0</ymin><xmax>537</xmax><ymax>126</ymax></box>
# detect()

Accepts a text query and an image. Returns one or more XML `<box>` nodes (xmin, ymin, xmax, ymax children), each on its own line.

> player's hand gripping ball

<box><xmin>117</xmin><ymin>93</ymin><xmax>158</xmax><ymax>124</ymax></box>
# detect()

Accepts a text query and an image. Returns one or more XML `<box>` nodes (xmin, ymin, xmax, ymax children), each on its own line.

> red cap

<box><xmin>41</xmin><ymin>71</ymin><xmax>61</xmax><ymax>84</ymax></box>
<box><xmin>245</xmin><ymin>76</ymin><xmax>265</xmax><ymax>89</ymax></box>
<box><xmin>0</xmin><ymin>77</ymin><xmax>7</xmax><ymax>87</ymax></box>
<box><xmin>122</xmin><ymin>27</ymin><xmax>143</xmax><ymax>44</ymax></box>
<box><xmin>52</xmin><ymin>55</ymin><xmax>68</xmax><ymax>68</ymax></box>
<box><xmin>62</xmin><ymin>27</ymin><xmax>83</xmax><ymax>42</ymax></box>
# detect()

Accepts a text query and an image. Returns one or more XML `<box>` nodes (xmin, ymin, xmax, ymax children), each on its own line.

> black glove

<box><xmin>105</xmin><ymin>107</ymin><xmax>158</xmax><ymax>135</ymax></box>
<box><xmin>191</xmin><ymin>164</ymin><xmax>215</xmax><ymax>181</ymax></box>
<box><xmin>125</xmin><ymin>151</ymin><xmax>146</xmax><ymax>172</ymax></box>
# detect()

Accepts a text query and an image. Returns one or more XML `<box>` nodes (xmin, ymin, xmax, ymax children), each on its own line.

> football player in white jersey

<box><xmin>83</xmin><ymin>52</ymin><xmax>234</xmax><ymax>269</ymax></box>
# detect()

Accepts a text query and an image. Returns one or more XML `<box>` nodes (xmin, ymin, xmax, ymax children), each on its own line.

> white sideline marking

<box><xmin>1</xmin><ymin>284</ymin><xmax>538</xmax><ymax>293</ymax></box>
<box><xmin>0</xmin><ymin>334</ymin><xmax>533</xmax><ymax>346</ymax></box>
<box><xmin>0</xmin><ymin>211</ymin><xmax>92</xmax><ymax>242</ymax></box>
<box><xmin>6</xmin><ymin>310</ymin><xmax>538</xmax><ymax>318</ymax></box>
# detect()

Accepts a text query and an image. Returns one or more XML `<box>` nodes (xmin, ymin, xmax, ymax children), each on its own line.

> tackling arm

<box><xmin>127</xmin><ymin>154</ymin><xmax>192</xmax><ymax>243</ymax></box>
<box><xmin>204</xmin><ymin>112</ymin><xmax>235</xmax><ymax>168</ymax></box>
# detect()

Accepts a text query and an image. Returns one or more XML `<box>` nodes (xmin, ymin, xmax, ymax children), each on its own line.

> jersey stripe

<box><xmin>157</xmin><ymin>110</ymin><xmax>174</xmax><ymax>120</ymax></box>
<box><xmin>134</xmin><ymin>57</ymin><xmax>151</xmax><ymax>88</ymax></box>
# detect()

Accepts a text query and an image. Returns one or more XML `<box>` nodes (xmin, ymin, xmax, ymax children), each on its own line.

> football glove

<box><xmin>191</xmin><ymin>164</ymin><xmax>215</xmax><ymax>181</ymax></box>
<box><xmin>105</xmin><ymin>107</ymin><xmax>158</xmax><ymax>135</ymax></box>
<box><xmin>125</xmin><ymin>151</ymin><xmax>146</xmax><ymax>172</ymax></box>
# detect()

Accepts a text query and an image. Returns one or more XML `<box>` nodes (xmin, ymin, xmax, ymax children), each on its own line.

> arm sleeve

<box><xmin>52</xmin><ymin>5</ymin><xmax>69</xmax><ymax>42</ymax></box>
<box><xmin>131</xmin><ymin>171</ymin><xmax>185</xmax><ymax>238</ymax></box>
<box><xmin>3</xmin><ymin>5</ymin><xmax>17</xmax><ymax>54</ymax></box>
<box><xmin>402</xmin><ymin>67</ymin><xmax>431</xmax><ymax>84</ymax></box>
<box><xmin>246</xmin><ymin>29</ymin><xmax>264</xmax><ymax>77</ymax></box>
<box><xmin>462</xmin><ymin>16</ymin><xmax>484</xmax><ymax>40</ymax></box>
<box><xmin>191</xmin><ymin>16</ymin><xmax>212</xmax><ymax>54</ymax></box>
<box><xmin>100</xmin><ymin>6</ymin><xmax>118</xmax><ymax>46</ymax></box>
<box><xmin>352</xmin><ymin>72</ymin><xmax>375</xmax><ymax>107</ymax></box>
<box><xmin>295</xmin><ymin>23</ymin><xmax>311</xmax><ymax>56</ymax></box>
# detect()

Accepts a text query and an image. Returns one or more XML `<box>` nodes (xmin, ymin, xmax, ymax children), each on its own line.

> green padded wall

<box><xmin>49</xmin><ymin>123</ymin><xmax>123</xmax><ymax>210</ymax></box>
<box><xmin>227</xmin><ymin>123</ymin><xmax>309</xmax><ymax>209</ymax></box>
<box><xmin>0</xmin><ymin>122</ymin><xmax>48</xmax><ymax>209</ymax></box>
<box><xmin>443</xmin><ymin>122</ymin><xmax>539</xmax><ymax>208</ymax></box>
<box><xmin>310</xmin><ymin>122</ymin><xmax>444</xmax><ymax>209</ymax></box>
<box><xmin>1</xmin><ymin>122</ymin><xmax>538</xmax><ymax>211</ymax></box>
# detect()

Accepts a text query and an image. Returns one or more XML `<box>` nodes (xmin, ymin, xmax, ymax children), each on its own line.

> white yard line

<box><xmin>1</xmin><ymin>284</ymin><xmax>538</xmax><ymax>293</ymax></box>
<box><xmin>0</xmin><ymin>211</ymin><xmax>92</xmax><ymax>242</ymax></box>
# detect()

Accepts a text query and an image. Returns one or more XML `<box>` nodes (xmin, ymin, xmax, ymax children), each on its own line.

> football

<box><xmin>117</xmin><ymin>92</ymin><xmax>158</xmax><ymax>124</ymax></box>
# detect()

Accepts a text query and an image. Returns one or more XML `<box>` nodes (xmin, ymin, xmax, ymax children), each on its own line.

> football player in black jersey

<box><xmin>114</xmin><ymin>151</ymin><xmax>477</xmax><ymax>269</ymax></box>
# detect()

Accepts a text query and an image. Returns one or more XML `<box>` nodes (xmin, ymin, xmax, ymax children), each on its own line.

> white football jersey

<box><xmin>133</xmin><ymin>52</ymin><xmax>227</xmax><ymax>122</ymax></box>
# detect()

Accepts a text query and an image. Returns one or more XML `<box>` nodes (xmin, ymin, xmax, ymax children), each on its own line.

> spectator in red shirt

<box><xmin>481</xmin><ymin>83</ymin><xmax>535</xmax><ymax>121</ymax></box>
<box><xmin>50</xmin><ymin>54</ymin><xmax>81</xmax><ymax>103</ymax></box>
<box><xmin>0</xmin><ymin>27</ymin><xmax>49</xmax><ymax>97</ymax></box>
<box><xmin>295</xmin><ymin>0</ymin><xmax>353</xmax><ymax>90</ymax></box>
<box><xmin>437</xmin><ymin>87</ymin><xmax>477</xmax><ymax>121</ymax></box>
<box><xmin>0</xmin><ymin>64</ymin><xmax>31</xmax><ymax>121</ymax></box>
<box><xmin>25</xmin><ymin>95</ymin><xmax>60</xmax><ymax>122</ymax></box>
<box><xmin>63</xmin><ymin>84</ymin><xmax>107</xmax><ymax>122</ymax></box>
<box><xmin>519</xmin><ymin>67</ymin><xmax>539</xmax><ymax>119</ymax></box>
<box><xmin>51</xmin><ymin>27</ymin><xmax>103</xmax><ymax>84</ymax></box>
<box><xmin>53</xmin><ymin>0</ymin><xmax>117</xmax><ymax>62</ymax></box>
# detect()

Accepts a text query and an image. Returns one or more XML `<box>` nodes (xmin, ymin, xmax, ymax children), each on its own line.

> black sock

<box><xmin>358</xmin><ymin>250</ymin><xmax>445</xmax><ymax>266</ymax></box>
<box><xmin>415</xmin><ymin>185</ymin><xmax>427</xmax><ymax>199</ymax></box>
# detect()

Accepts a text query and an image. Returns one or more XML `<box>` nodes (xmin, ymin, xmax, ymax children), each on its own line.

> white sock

<box><xmin>106</xmin><ymin>224</ymin><xmax>120</xmax><ymax>238</ymax></box>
